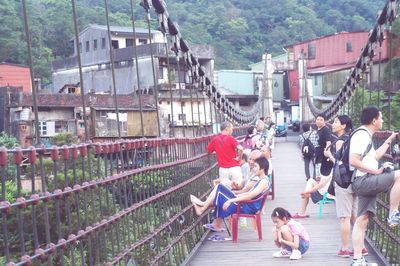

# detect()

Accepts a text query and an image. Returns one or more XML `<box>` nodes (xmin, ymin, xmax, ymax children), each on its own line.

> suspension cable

<box><xmin>141</xmin><ymin>0</ymin><xmax>264</xmax><ymax>124</ymax></box>
<box><xmin>144</xmin><ymin>8</ymin><xmax>161</xmax><ymax>137</ymax></box>
<box><xmin>302</xmin><ymin>0</ymin><xmax>398</xmax><ymax>121</ymax></box>
<box><xmin>22</xmin><ymin>0</ymin><xmax>41</xmax><ymax>146</ymax></box>
<box><xmin>71</xmin><ymin>0</ymin><xmax>89</xmax><ymax>142</ymax></box>
<box><xmin>388</xmin><ymin>22</ymin><xmax>393</xmax><ymax>129</ymax></box>
<box><xmin>129</xmin><ymin>0</ymin><xmax>145</xmax><ymax>137</ymax></box>
<box><xmin>163</xmin><ymin>35</ymin><xmax>175</xmax><ymax>136</ymax></box>
<box><xmin>104</xmin><ymin>0</ymin><xmax>121</xmax><ymax>138</ymax></box>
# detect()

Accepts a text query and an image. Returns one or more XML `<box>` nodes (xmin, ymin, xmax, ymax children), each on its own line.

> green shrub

<box><xmin>51</xmin><ymin>132</ymin><xmax>78</xmax><ymax>146</ymax></box>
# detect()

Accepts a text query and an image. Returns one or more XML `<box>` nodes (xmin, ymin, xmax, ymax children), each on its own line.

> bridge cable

<box><xmin>144</xmin><ymin>0</ymin><xmax>264</xmax><ymax>124</ymax></box>
<box><xmin>304</xmin><ymin>0</ymin><xmax>398</xmax><ymax>121</ymax></box>
<box><xmin>22</xmin><ymin>0</ymin><xmax>41</xmax><ymax>146</ymax></box>
<box><xmin>143</xmin><ymin>6</ymin><xmax>162</xmax><ymax>137</ymax></box>
<box><xmin>129</xmin><ymin>0</ymin><xmax>146</xmax><ymax>137</ymax></box>
<box><xmin>387</xmin><ymin>21</ymin><xmax>394</xmax><ymax>129</ymax></box>
<box><xmin>71</xmin><ymin>0</ymin><xmax>90</xmax><ymax>142</ymax></box>
<box><xmin>162</xmin><ymin>34</ymin><xmax>176</xmax><ymax>137</ymax></box>
<box><xmin>104</xmin><ymin>0</ymin><xmax>122</xmax><ymax>138</ymax></box>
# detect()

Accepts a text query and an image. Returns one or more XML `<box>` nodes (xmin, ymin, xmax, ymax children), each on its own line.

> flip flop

<box><xmin>208</xmin><ymin>234</ymin><xmax>232</xmax><ymax>242</ymax></box>
<box><xmin>292</xmin><ymin>213</ymin><xmax>310</xmax><ymax>219</ymax></box>
<box><xmin>203</xmin><ymin>223</ymin><xmax>225</xmax><ymax>232</ymax></box>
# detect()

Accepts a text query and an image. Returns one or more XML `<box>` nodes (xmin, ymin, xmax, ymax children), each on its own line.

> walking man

<box><xmin>299</xmin><ymin>123</ymin><xmax>318</xmax><ymax>181</ymax></box>
<box><xmin>350</xmin><ymin>106</ymin><xmax>400</xmax><ymax>266</ymax></box>
<box><xmin>207</xmin><ymin>121</ymin><xmax>244</xmax><ymax>189</ymax></box>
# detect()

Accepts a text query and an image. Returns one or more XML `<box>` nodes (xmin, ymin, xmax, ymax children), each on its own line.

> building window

<box><xmin>126</xmin><ymin>38</ymin><xmax>134</xmax><ymax>47</ymax></box>
<box><xmin>39</xmin><ymin>121</ymin><xmax>47</xmax><ymax>136</ymax></box>
<box><xmin>138</xmin><ymin>38</ymin><xmax>148</xmax><ymax>45</ymax></box>
<box><xmin>55</xmin><ymin>121</ymin><xmax>63</xmax><ymax>133</ymax></box>
<box><xmin>101</xmin><ymin>38</ymin><xmax>106</xmax><ymax>49</ymax></box>
<box><xmin>86</xmin><ymin>41</ymin><xmax>90</xmax><ymax>52</ymax></box>
<box><xmin>79</xmin><ymin>42</ymin><xmax>82</xmax><ymax>53</ymax></box>
<box><xmin>178</xmin><ymin>114</ymin><xmax>186</xmax><ymax>121</ymax></box>
<box><xmin>314</xmin><ymin>76</ymin><xmax>318</xmax><ymax>86</ymax></box>
<box><xmin>93</xmin><ymin>39</ymin><xmax>98</xmax><ymax>50</ymax></box>
<box><xmin>111</xmin><ymin>40</ymin><xmax>119</xmax><ymax>49</ymax></box>
<box><xmin>346</xmin><ymin>42</ymin><xmax>352</xmax><ymax>52</ymax></box>
<box><xmin>158</xmin><ymin>67</ymin><xmax>164</xmax><ymax>79</ymax></box>
<box><xmin>308</xmin><ymin>43</ymin><xmax>316</xmax><ymax>59</ymax></box>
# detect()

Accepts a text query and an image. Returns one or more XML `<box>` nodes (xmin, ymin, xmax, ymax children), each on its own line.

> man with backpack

<box><xmin>299</xmin><ymin>123</ymin><xmax>318</xmax><ymax>181</ymax></box>
<box><xmin>350</xmin><ymin>106</ymin><xmax>400</xmax><ymax>266</ymax></box>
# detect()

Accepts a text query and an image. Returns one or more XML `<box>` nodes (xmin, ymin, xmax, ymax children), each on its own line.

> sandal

<box><xmin>203</xmin><ymin>223</ymin><xmax>225</xmax><ymax>232</ymax></box>
<box><xmin>292</xmin><ymin>213</ymin><xmax>310</xmax><ymax>219</ymax></box>
<box><xmin>208</xmin><ymin>234</ymin><xmax>232</xmax><ymax>242</ymax></box>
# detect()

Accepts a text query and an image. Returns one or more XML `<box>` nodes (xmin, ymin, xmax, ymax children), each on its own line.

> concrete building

<box><xmin>285</xmin><ymin>31</ymin><xmax>398</xmax><ymax>110</ymax></box>
<box><xmin>213</xmin><ymin>53</ymin><xmax>294</xmax><ymax>127</ymax></box>
<box><xmin>0</xmin><ymin>89</ymin><xmax>156</xmax><ymax>147</ymax></box>
<box><xmin>52</xmin><ymin>24</ymin><xmax>215</xmax><ymax>137</ymax></box>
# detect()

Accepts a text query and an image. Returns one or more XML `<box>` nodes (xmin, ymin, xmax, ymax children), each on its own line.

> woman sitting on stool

<box><xmin>190</xmin><ymin>157</ymin><xmax>270</xmax><ymax>232</ymax></box>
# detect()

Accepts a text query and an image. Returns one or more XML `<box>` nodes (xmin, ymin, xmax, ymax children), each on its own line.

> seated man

<box><xmin>293</xmin><ymin>176</ymin><xmax>334</xmax><ymax>218</ymax></box>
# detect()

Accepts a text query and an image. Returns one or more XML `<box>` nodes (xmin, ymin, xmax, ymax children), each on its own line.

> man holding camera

<box><xmin>350</xmin><ymin>106</ymin><xmax>400</xmax><ymax>266</ymax></box>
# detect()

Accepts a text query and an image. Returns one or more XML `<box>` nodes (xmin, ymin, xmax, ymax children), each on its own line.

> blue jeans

<box><xmin>303</xmin><ymin>157</ymin><xmax>315</xmax><ymax>180</ymax></box>
<box><xmin>285</xmin><ymin>238</ymin><xmax>310</xmax><ymax>254</ymax></box>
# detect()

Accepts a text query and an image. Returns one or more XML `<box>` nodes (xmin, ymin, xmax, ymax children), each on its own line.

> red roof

<box><xmin>0</xmin><ymin>63</ymin><xmax>32</xmax><ymax>93</ymax></box>
<box><xmin>308</xmin><ymin>63</ymin><xmax>355</xmax><ymax>74</ymax></box>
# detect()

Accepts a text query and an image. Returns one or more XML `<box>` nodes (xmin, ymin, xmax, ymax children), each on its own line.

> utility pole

<box><xmin>262</xmin><ymin>53</ymin><xmax>274</xmax><ymax>118</ymax></box>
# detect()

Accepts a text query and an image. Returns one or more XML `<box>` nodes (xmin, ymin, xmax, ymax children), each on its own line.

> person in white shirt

<box><xmin>349</xmin><ymin>106</ymin><xmax>400</xmax><ymax>266</ymax></box>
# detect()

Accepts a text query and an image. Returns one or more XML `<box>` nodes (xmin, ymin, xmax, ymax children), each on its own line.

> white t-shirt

<box><xmin>268</xmin><ymin>159</ymin><xmax>273</xmax><ymax>175</ymax></box>
<box><xmin>349</xmin><ymin>126</ymin><xmax>377</xmax><ymax>177</ymax></box>
<box><xmin>268</xmin><ymin>128</ymin><xmax>276</xmax><ymax>149</ymax></box>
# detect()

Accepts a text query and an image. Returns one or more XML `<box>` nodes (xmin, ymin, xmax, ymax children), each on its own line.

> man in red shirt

<box><xmin>207</xmin><ymin>121</ymin><xmax>244</xmax><ymax>189</ymax></box>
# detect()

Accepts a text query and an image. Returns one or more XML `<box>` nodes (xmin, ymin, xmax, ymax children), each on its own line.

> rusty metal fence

<box><xmin>369</xmin><ymin>132</ymin><xmax>400</xmax><ymax>265</ymax></box>
<box><xmin>0</xmin><ymin>127</ymin><xmax>247</xmax><ymax>265</ymax></box>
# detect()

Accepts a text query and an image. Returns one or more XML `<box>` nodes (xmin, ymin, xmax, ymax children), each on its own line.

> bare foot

<box><xmin>192</xmin><ymin>202</ymin><xmax>203</xmax><ymax>216</ymax></box>
<box><xmin>190</xmin><ymin>194</ymin><xmax>204</xmax><ymax>206</ymax></box>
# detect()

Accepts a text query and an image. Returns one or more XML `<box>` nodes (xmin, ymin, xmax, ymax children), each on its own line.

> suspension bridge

<box><xmin>0</xmin><ymin>0</ymin><xmax>399</xmax><ymax>265</ymax></box>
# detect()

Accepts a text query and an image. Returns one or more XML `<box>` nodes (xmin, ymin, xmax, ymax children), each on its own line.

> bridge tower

<box><xmin>262</xmin><ymin>53</ymin><xmax>274</xmax><ymax>118</ymax></box>
<box><xmin>298</xmin><ymin>55</ymin><xmax>314</xmax><ymax>122</ymax></box>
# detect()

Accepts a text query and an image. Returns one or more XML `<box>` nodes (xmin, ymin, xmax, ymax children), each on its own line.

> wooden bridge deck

<box><xmin>187</xmin><ymin>141</ymin><xmax>380</xmax><ymax>266</ymax></box>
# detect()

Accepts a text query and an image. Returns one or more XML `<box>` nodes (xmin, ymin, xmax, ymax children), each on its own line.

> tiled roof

<box><xmin>8</xmin><ymin>93</ymin><xmax>154</xmax><ymax>109</ymax></box>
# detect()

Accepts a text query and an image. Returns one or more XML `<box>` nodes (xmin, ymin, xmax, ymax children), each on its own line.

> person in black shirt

<box><xmin>315</xmin><ymin>114</ymin><xmax>332</xmax><ymax>177</ymax></box>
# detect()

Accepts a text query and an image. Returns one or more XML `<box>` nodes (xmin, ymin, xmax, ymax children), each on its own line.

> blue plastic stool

<box><xmin>318</xmin><ymin>192</ymin><xmax>334</xmax><ymax>219</ymax></box>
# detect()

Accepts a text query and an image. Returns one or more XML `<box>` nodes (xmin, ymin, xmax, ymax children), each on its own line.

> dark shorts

<box><xmin>311</xmin><ymin>191</ymin><xmax>323</xmax><ymax>204</ymax></box>
<box><xmin>352</xmin><ymin>172</ymin><xmax>395</xmax><ymax>217</ymax></box>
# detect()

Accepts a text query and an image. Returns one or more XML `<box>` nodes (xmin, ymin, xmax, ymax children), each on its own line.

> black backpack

<box><xmin>301</xmin><ymin>132</ymin><xmax>315</xmax><ymax>159</ymax></box>
<box><xmin>333</xmin><ymin>128</ymin><xmax>372</xmax><ymax>188</ymax></box>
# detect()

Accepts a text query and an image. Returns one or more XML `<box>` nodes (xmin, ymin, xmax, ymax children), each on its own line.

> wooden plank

<box><xmin>187</xmin><ymin>142</ymin><xmax>380</xmax><ymax>265</ymax></box>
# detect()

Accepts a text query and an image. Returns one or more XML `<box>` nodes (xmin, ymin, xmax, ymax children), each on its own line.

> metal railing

<box><xmin>368</xmin><ymin>131</ymin><xmax>400</xmax><ymax>265</ymax></box>
<box><xmin>0</xmin><ymin>127</ymin><xmax>247</xmax><ymax>265</ymax></box>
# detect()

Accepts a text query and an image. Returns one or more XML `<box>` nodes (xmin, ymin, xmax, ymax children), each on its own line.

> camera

<box><xmin>383</xmin><ymin>162</ymin><xmax>394</xmax><ymax>173</ymax></box>
<box><xmin>391</xmin><ymin>130</ymin><xmax>400</xmax><ymax>158</ymax></box>
<box><xmin>393</xmin><ymin>143</ymin><xmax>400</xmax><ymax>157</ymax></box>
